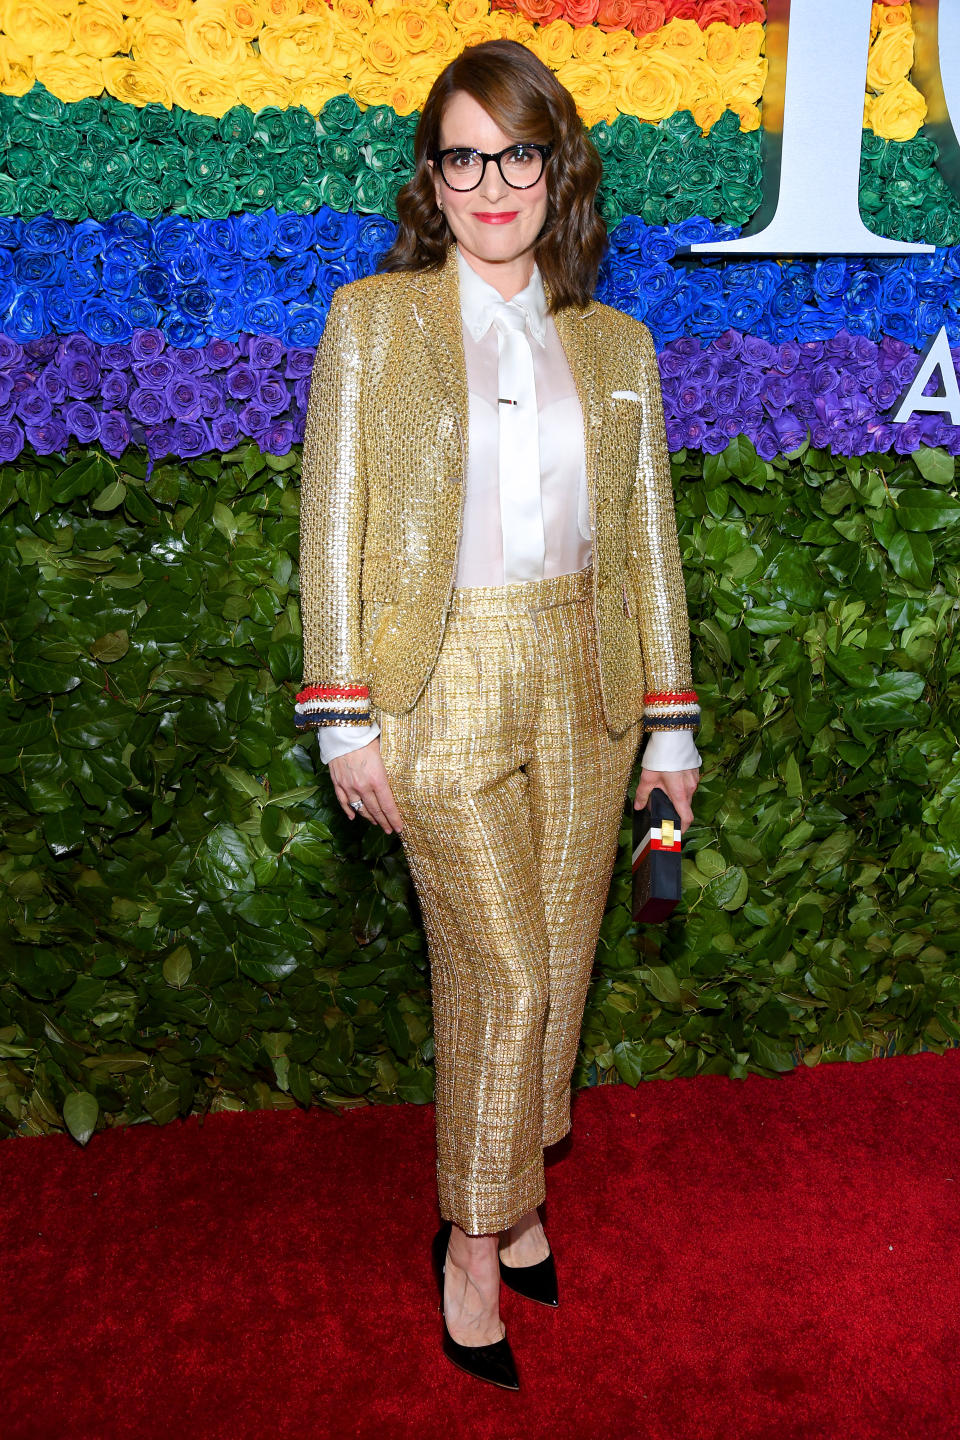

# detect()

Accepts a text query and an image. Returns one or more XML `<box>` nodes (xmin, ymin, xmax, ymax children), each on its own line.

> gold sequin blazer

<box><xmin>296</xmin><ymin>247</ymin><xmax>699</xmax><ymax>739</ymax></box>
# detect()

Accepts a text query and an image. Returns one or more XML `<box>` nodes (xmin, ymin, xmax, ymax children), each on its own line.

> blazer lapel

<box><xmin>553</xmin><ymin>301</ymin><xmax>602</xmax><ymax>530</ymax></box>
<box><xmin>407</xmin><ymin>248</ymin><xmax>470</xmax><ymax>454</ymax></box>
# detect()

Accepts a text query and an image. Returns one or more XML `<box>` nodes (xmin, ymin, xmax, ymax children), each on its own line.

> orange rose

<box><xmin>447</xmin><ymin>0</ymin><xmax>492</xmax><ymax>25</ymax></box>
<box><xmin>565</xmin><ymin>0</ymin><xmax>600</xmax><ymax>24</ymax></box>
<box><xmin>332</xmin><ymin>0</ymin><xmax>369</xmax><ymax>27</ymax></box>
<box><xmin>101</xmin><ymin>55</ymin><xmax>172</xmax><ymax>105</ymax></box>
<box><xmin>259</xmin><ymin>14</ymin><xmax>335</xmax><ymax>79</ymax></box>
<box><xmin>514</xmin><ymin>0</ymin><xmax>565</xmax><ymax>23</ymax></box>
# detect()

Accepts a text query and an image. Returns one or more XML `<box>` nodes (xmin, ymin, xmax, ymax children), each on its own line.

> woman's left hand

<box><xmin>633</xmin><ymin>767</ymin><xmax>699</xmax><ymax>833</ymax></box>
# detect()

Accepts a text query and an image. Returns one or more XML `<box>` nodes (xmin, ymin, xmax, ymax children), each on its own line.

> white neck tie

<box><xmin>493</xmin><ymin>303</ymin><xmax>544</xmax><ymax>582</ymax></box>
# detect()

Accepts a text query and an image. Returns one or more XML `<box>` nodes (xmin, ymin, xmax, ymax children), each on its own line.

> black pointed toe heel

<box><xmin>431</xmin><ymin>1220</ymin><xmax>520</xmax><ymax>1391</ymax></box>
<box><xmin>498</xmin><ymin>1245</ymin><xmax>559</xmax><ymax>1307</ymax></box>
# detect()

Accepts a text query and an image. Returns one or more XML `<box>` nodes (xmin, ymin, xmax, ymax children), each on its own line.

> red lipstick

<box><xmin>473</xmin><ymin>211</ymin><xmax>519</xmax><ymax>224</ymax></box>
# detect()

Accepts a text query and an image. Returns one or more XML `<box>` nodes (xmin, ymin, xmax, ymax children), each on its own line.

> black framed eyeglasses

<box><xmin>433</xmin><ymin>144</ymin><xmax>552</xmax><ymax>192</ymax></box>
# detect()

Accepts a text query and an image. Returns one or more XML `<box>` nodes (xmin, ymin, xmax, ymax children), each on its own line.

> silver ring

<box><xmin>350</xmin><ymin>798</ymin><xmax>363</xmax><ymax>813</ymax></box>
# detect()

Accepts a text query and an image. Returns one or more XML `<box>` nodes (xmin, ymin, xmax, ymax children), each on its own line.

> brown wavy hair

<box><xmin>379</xmin><ymin>40</ymin><xmax>606</xmax><ymax>310</ymax></box>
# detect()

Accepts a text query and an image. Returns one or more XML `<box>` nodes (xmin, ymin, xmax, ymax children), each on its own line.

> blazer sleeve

<box><xmin>295</xmin><ymin>286</ymin><xmax>372</xmax><ymax>731</ymax></box>
<box><xmin>625</xmin><ymin>323</ymin><xmax>700</xmax><ymax>737</ymax></box>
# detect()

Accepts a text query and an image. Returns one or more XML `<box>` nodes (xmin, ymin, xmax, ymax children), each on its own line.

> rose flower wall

<box><xmin>0</xmin><ymin>0</ymin><xmax>958</xmax><ymax>1143</ymax></box>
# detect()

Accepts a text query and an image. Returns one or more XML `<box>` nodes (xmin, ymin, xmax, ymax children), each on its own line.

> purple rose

<box><xmin>171</xmin><ymin>418</ymin><xmax>212</xmax><ymax>457</ymax></box>
<box><xmin>262</xmin><ymin>419</ymin><xmax>295</xmax><ymax>455</ymax></box>
<box><xmin>131</xmin><ymin>330</ymin><xmax>166</xmax><ymax>362</ymax></box>
<box><xmin>26</xmin><ymin>417</ymin><xmax>68</xmax><ymax>453</ymax></box>
<box><xmin>239</xmin><ymin>401</ymin><xmax>271</xmax><ymax>436</ymax></box>
<box><xmin>102</xmin><ymin>342</ymin><xmax>132</xmax><ymax>370</ymax></box>
<box><xmin>166</xmin><ymin>376</ymin><xmax>204</xmax><ymax>420</ymax></box>
<box><xmin>203</xmin><ymin>337</ymin><xmax>238</xmax><ymax>369</ymax></box>
<box><xmin>63</xmin><ymin>355</ymin><xmax>101</xmax><ymax>399</ymax></box>
<box><xmin>256</xmin><ymin>372</ymin><xmax>289</xmax><ymax>415</ymax></box>
<box><xmin>15</xmin><ymin>388</ymin><xmax>52</xmax><ymax>424</ymax></box>
<box><xmin>284</xmin><ymin>347</ymin><xmax>315</xmax><ymax>379</ymax></box>
<box><xmin>0</xmin><ymin>421</ymin><xmax>24</xmax><ymax>461</ymax></box>
<box><xmin>249</xmin><ymin>334</ymin><xmax>284</xmax><ymax>370</ymax></box>
<box><xmin>134</xmin><ymin>357</ymin><xmax>176</xmax><ymax>389</ymax></box>
<box><xmin>0</xmin><ymin>335</ymin><xmax>24</xmax><ymax>368</ymax></box>
<box><xmin>225</xmin><ymin>362</ymin><xmax>257</xmax><ymax>400</ymax></box>
<box><xmin>65</xmin><ymin>401</ymin><xmax>99</xmax><ymax>444</ymax></box>
<box><xmin>212</xmin><ymin>413</ymin><xmax>241</xmax><ymax>450</ymax></box>
<box><xmin>102</xmin><ymin>370</ymin><xmax>131</xmax><ymax>406</ymax></box>
<box><xmin>99</xmin><ymin>411</ymin><xmax>130</xmax><ymax>457</ymax></box>
<box><xmin>130</xmin><ymin>387</ymin><xmax>169</xmax><ymax>424</ymax></box>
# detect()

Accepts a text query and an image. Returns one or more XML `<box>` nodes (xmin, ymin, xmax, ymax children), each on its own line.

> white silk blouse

<box><xmin>317</xmin><ymin>247</ymin><xmax>700</xmax><ymax>772</ymax></box>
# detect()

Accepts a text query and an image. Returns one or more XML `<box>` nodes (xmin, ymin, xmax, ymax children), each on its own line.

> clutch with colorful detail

<box><xmin>631</xmin><ymin>787</ymin><xmax>683</xmax><ymax>923</ymax></box>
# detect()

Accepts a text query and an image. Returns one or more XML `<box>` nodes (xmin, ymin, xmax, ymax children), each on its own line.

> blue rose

<box><xmin>166</xmin><ymin>317</ymin><xmax>206</xmax><ymax>349</ymax></box>
<box><xmin>244</xmin><ymin>298</ymin><xmax>284</xmax><ymax>335</ymax></box>
<box><xmin>312</xmin><ymin>207</ymin><xmax>359</xmax><ymax>260</ymax></box>
<box><xmin>241</xmin><ymin>262</ymin><xmax>274</xmax><ymax>301</ymax></box>
<box><xmin>80</xmin><ymin>299</ymin><xmax>133</xmax><ymax>345</ymax></box>
<box><xmin>356</xmin><ymin>215</ymin><xmax>397</xmax><ymax>264</ymax></box>
<box><xmin>7</xmin><ymin>289</ymin><xmax>46</xmax><ymax>342</ymax></box>
<box><xmin>314</xmin><ymin>261</ymin><xmax>353</xmax><ymax>307</ymax></box>
<box><xmin>284</xmin><ymin>303</ymin><xmax>326</xmax><ymax>348</ymax></box>
<box><xmin>274</xmin><ymin>213</ymin><xmax>315</xmax><ymax>257</ymax></box>
<box><xmin>236</xmin><ymin>212</ymin><xmax>277</xmax><ymax>260</ymax></box>
<box><xmin>22</xmin><ymin>217</ymin><xmax>70</xmax><ymax>254</ymax></box>
<box><xmin>14</xmin><ymin>250</ymin><xmax>63</xmax><ymax>286</ymax></box>
<box><xmin>211</xmin><ymin>294</ymin><xmax>245</xmax><ymax>334</ymax></box>
<box><xmin>198</xmin><ymin>218</ymin><xmax>240</xmax><ymax>259</ymax></box>
<box><xmin>206</xmin><ymin>254</ymin><xmax>244</xmax><ymax>295</ymax></box>
<box><xmin>128</xmin><ymin>298</ymin><xmax>161</xmax><ymax>332</ymax></box>
<box><xmin>275</xmin><ymin>253</ymin><xmax>317</xmax><ymax>301</ymax></box>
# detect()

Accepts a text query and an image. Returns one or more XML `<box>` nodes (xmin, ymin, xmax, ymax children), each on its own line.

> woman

<box><xmin>296</xmin><ymin>39</ymin><xmax>700</xmax><ymax>1390</ymax></box>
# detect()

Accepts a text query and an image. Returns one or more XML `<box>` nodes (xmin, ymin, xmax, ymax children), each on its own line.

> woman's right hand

<box><xmin>329</xmin><ymin>738</ymin><xmax>404</xmax><ymax>834</ymax></box>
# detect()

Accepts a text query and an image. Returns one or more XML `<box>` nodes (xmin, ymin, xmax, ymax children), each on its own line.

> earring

<box><xmin>438</xmin><ymin>199</ymin><xmax>444</xmax><ymax>211</ymax></box>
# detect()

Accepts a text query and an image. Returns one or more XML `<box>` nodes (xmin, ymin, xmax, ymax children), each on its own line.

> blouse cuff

<box><xmin>317</xmin><ymin>721</ymin><xmax>381</xmax><ymax>766</ymax></box>
<box><xmin>641</xmin><ymin>728</ymin><xmax>702</xmax><ymax>772</ymax></box>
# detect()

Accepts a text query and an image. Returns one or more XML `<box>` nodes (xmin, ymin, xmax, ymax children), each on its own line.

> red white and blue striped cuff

<box><xmin>642</xmin><ymin>689</ymin><xmax>700</xmax><ymax>733</ymax></box>
<box><xmin>295</xmin><ymin>683</ymin><xmax>371</xmax><ymax>729</ymax></box>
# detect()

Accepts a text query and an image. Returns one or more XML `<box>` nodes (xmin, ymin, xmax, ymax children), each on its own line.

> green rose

<box><xmin>71</xmin><ymin>97</ymin><xmax>102</xmax><ymax>132</ymax></box>
<box><xmin>9</xmin><ymin>113</ymin><xmax>37</xmax><ymax>146</ymax></box>
<box><xmin>219</xmin><ymin>105</ymin><xmax>255</xmax><ymax>145</ymax></box>
<box><xmin>159</xmin><ymin>171</ymin><xmax>190</xmax><ymax>211</ymax></box>
<box><xmin>105</xmin><ymin>99</ymin><xmax>141</xmax><ymax>142</ymax></box>
<box><xmin>253</xmin><ymin>107</ymin><xmax>289</xmax><ymax>152</ymax></box>
<box><xmin>588</xmin><ymin>121</ymin><xmax>617</xmax><ymax>160</ymax></box>
<box><xmin>662</xmin><ymin>111</ymin><xmax>702</xmax><ymax>145</ymax></box>
<box><xmin>102</xmin><ymin>151</ymin><xmax>134</xmax><ymax>186</ymax></box>
<box><xmin>186</xmin><ymin>146</ymin><xmax>226</xmax><ymax>184</ymax></box>
<box><xmin>319</xmin><ymin>135</ymin><xmax>360</xmax><ymax>174</ymax></box>
<box><xmin>354</xmin><ymin>170</ymin><xmax>392</xmax><ymax>214</ymax></box>
<box><xmin>224</xmin><ymin>141</ymin><xmax>257</xmax><ymax>180</ymax></box>
<box><xmin>285</xmin><ymin>107</ymin><xmax>316</xmax><ymax>146</ymax></box>
<box><xmin>286</xmin><ymin>182</ymin><xmax>323</xmax><ymax>214</ymax></box>
<box><xmin>47</xmin><ymin>126</ymin><xmax>79</xmax><ymax>159</ymax></box>
<box><xmin>722</xmin><ymin>181</ymin><xmax>761</xmax><ymax>224</ymax></box>
<box><xmin>319</xmin><ymin>93</ymin><xmax>362</xmax><ymax>136</ymax></box>
<box><xmin>21</xmin><ymin>85</ymin><xmax>63</xmax><ymax>126</ymax></box>
<box><xmin>920</xmin><ymin>200</ymin><xmax>960</xmax><ymax>246</ymax></box>
<box><xmin>87</xmin><ymin>185</ymin><xmax>117</xmax><ymax>223</ymax></box>
<box><xmin>0</xmin><ymin>174</ymin><xmax>18</xmax><ymax>214</ymax></box>
<box><xmin>140</xmin><ymin>103</ymin><xmax>177</xmax><ymax>142</ymax></box>
<box><xmin>318</xmin><ymin>171</ymin><xmax>355</xmax><ymax>211</ymax></box>
<box><xmin>135</xmin><ymin>146</ymin><xmax>163</xmax><ymax>183</ymax></box>
<box><xmin>86</xmin><ymin>123</ymin><xmax>116</xmax><ymax>159</ymax></box>
<box><xmin>241</xmin><ymin>174</ymin><xmax>276</xmax><ymax>208</ymax></box>
<box><xmin>6</xmin><ymin>146</ymin><xmax>40</xmax><ymax>181</ymax></box>
<box><xmin>610</xmin><ymin>113</ymin><xmax>646</xmax><ymax>160</ymax></box>
<box><xmin>192</xmin><ymin>181</ymin><xmax>238</xmax><ymax>219</ymax></box>
<box><xmin>361</xmin><ymin>105</ymin><xmax>399</xmax><ymax>141</ymax></box>
<box><xmin>274</xmin><ymin>151</ymin><xmax>306</xmax><ymax>188</ymax></box>
<box><xmin>123</xmin><ymin>179</ymin><xmax>164</xmax><ymax>219</ymax></box>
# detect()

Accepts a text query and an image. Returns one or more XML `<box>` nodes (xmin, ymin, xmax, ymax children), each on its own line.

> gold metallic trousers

<box><xmin>378</xmin><ymin>567</ymin><xmax>639</xmax><ymax>1235</ymax></box>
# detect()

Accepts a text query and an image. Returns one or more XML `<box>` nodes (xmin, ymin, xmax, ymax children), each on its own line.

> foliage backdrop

<box><xmin>1</xmin><ymin>0</ymin><xmax>959</xmax><ymax>1145</ymax></box>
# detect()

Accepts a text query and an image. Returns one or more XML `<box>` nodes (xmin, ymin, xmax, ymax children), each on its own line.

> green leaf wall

<box><xmin>1</xmin><ymin>438</ymin><xmax>958</xmax><ymax>1142</ymax></box>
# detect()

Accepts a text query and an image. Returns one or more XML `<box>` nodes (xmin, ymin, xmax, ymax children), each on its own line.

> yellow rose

<box><xmin>494</xmin><ymin>13</ymin><xmax>537</xmax><ymax>47</ymax></box>
<box><xmin>686</xmin><ymin>72</ymin><xmax>724</xmax><ymax>132</ymax></box>
<box><xmin>33</xmin><ymin>53</ymin><xmax>102</xmax><ymax>102</ymax></box>
<box><xmin>71</xmin><ymin>1</ymin><xmax>132</xmax><ymax>60</ymax></box>
<box><xmin>571</xmin><ymin>25</ymin><xmax>606</xmax><ymax>63</ymax></box>
<box><xmin>426</xmin><ymin>12</ymin><xmax>457</xmax><ymax>57</ymax></box>
<box><xmin>2</xmin><ymin>0</ymin><xmax>72</xmax><ymax>53</ymax></box>
<box><xmin>332</xmin><ymin>0</ymin><xmax>369</xmax><ymax>29</ymax></box>
<box><xmin>170</xmin><ymin>61</ymin><xmax>238</xmax><ymax>115</ymax></box>
<box><xmin>259</xmin><ymin>14</ymin><xmax>335</xmax><ymax>79</ymax></box>
<box><xmin>260</xmin><ymin>0</ymin><xmax>301</xmax><ymax>24</ymax></box>
<box><xmin>0</xmin><ymin>36</ymin><xmax>35</xmax><ymax>95</ymax></box>
<box><xmin>132</xmin><ymin>15</ymin><xmax>189</xmax><ymax>68</ymax></box>
<box><xmin>866</xmin><ymin>76</ymin><xmax>926</xmax><ymax>141</ymax></box>
<box><xmin>603</xmin><ymin>30</ymin><xmax>636</xmax><ymax>65</ymax></box>
<box><xmin>656</xmin><ymin>17</ymin><xmax>706</xmax><ymax>66</ymax></box>
<box><xmin>235</xmin><ymin>60</ymin><xmax>293</xmax><ymax>109</ymax></box>
<box><xmin>182</xmin><ymin>5</ymin><xmax>247</xmax><ymax>72</ymax></box>
<box><xmin>363</xmin><ymin>19</ymin><xmax>405</xmax><ymax>73</ymax></box>
<box><xmin>732</xmin><ymin>98</ymin><xmax>760</xmax><ymax>132</ymax></box>
<box><xmin>703</xmin><ymin>21</ymin><xmax>744</xmax><ymax>75</ymax></box>
<box><xmin>352</xmin><ymin>63</ymin><xmax>395</xmax><ymax>106</ymax></box>
<box><xmin>331</xmin><ymin>17</ymin><xmax>365</xmax><ymax>73</ymax></box>
<box><xmin>295</xmin><ymin>68</ymin><xmax>349</xmax><ymax>113</ymax></box>
<box><xmin>727</xmin><ymin>58</ymin><xmax>765</xmax><ymax>106</ymax></box>
<box><xmin>389</xmin><ymin>56</ymin><xmax>444</xmax><ymax>114</ymax></box>
<box><xmin>528</xmin><ymin>19</ymin><xmax>574</xmax><ymax>69</ymax></box>
<box><xmin>556</xmin><ymin>56</ymin><xmax>612</xmax><ymax>112</ymax></box>
<box><xmin>221</xmin><ymin>1</ymin><xmax>263</xmax><ymax>41</ymax></box>
<box><xmin>455</xmin><ymin>13</ymin><xmax>498</xmax><ymax>45</ymax></box>
<box><xmin>866</xmin><ymin>22</ymin><xmax>913</xmax><ymax>92</ymax></box>
<box><xmin>373</xmin><ymin>0</ymin><xmax>437</xmax><ymax>13</ymax></box>
<box><xmin>101</xmin><ymin>55</ymin><xmax>171</xmax><ymax>105</ymax></box>
<box><xmin>141</xmin><ymin>0</ymin><xmax>194</xmax><ymax>20</ymax></box>
<box><xmin>390</xmin><ymin>6</ymin><xmax>441</xmax><ymax>53</ymax></box>
<box><xmin>871</xmin><ymin>2</ymin><xmax>910</xmax><ymax>38</ymax></box>
<box><xmin>617</xmin><ymin>52</ymin><xmax>685</xmax><ymax>121</ymax></box>
<box><xmin>446</xmin><ymin>0</ymin><xmax>491</xmax><ymax>26</ymax></box>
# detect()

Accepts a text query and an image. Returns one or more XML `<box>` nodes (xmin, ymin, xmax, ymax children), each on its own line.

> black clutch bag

<box><xmin>631</xmin><ymin>787</ymin><xmax>683</xmax><ymax>923</ymax></box>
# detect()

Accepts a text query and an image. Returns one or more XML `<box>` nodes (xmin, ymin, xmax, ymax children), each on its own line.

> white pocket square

<box><xmin>611</xmin><ymin>389</ymin><xmax>641</xmax><ymax>401</ymax></box>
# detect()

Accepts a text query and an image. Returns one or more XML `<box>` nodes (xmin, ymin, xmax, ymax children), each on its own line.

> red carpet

<box><xmin>3</xmin><ymin>1050</ymin><xmax>958</xmax><ymax>1440</ymax></box>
